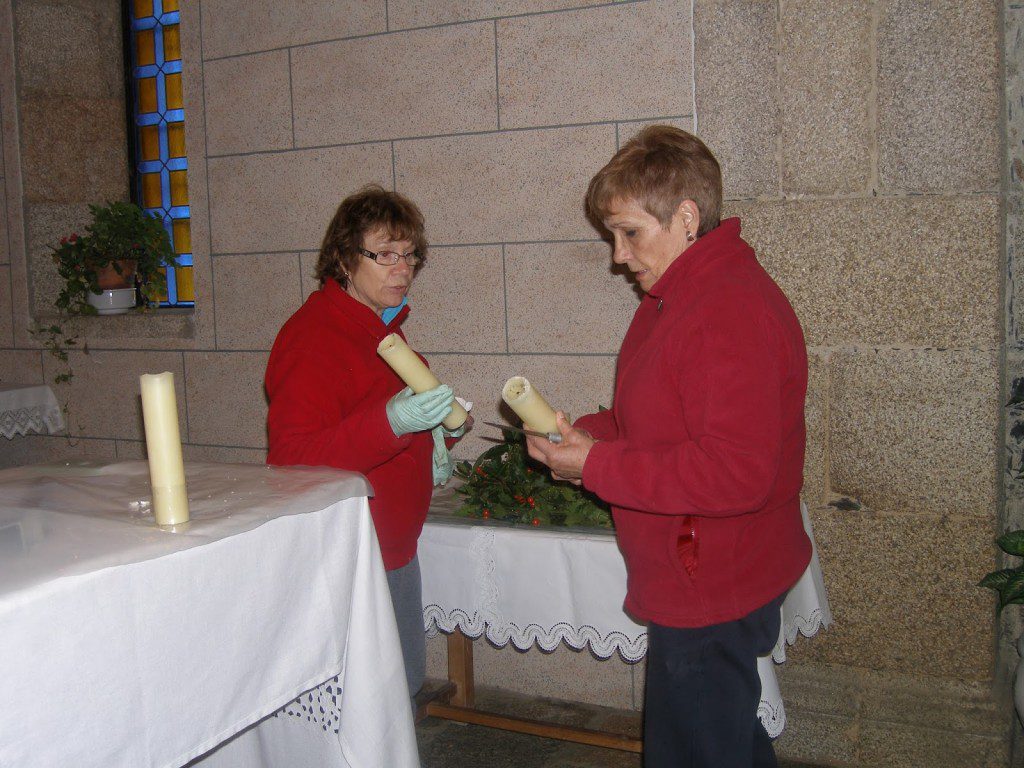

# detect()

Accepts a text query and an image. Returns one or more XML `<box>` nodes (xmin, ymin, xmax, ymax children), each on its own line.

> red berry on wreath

<box><xmin>482</xmin><ymin>508</ymin><xmax>490</xmax><ymax>518</ymax></box>
<box><xmin>531</xmin><ymin>517</ymin><xmax>540</xmax><ymax>526</ymax></box>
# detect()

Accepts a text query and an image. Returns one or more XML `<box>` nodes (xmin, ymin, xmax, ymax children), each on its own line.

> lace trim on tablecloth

<box><xmin>276</xmin><ymin>676</ymin><xmax>343</xmax><ymax>734</ymax></box>
<box><xmin>0</xmin><ymin>404</ymin><xmax>62</xmax><ymax>439</ymax></box>
<box><xmin>757</xmin><ymin>698</ymin><xmax>786</xmax><ymax>739</ymax></box>
<box><xmin>771</xmin><ymin>608</ymin><xmax>831</xmax><ymax>664</ymax></box>
<box><xmin>424</xmin><ymin>605</ymin><xmax>648</xmax><ymax>663</ymax></box>
<box><xmin>425</xmin><ymin>604</ymin><xmax>830</xmax><ymax>668</ymax></box>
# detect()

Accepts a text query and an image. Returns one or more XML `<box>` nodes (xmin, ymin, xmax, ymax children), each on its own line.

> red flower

<box><xmin>60</xmin><ymin>237</ymin><xmax>68</xmax><ymax>245</ymax></box>
<box><xmin>68</xmin><ymin>233</ymin><xmax>78</xmax><ymax>242</ymax></box>
<box><xmin>527</xmin><ymin>497</ymin><xmax>535</xmax><ymax>507</ymax></box>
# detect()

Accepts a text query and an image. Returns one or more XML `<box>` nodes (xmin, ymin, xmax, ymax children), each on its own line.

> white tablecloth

<box><xmin>0</xmin><ymin>384</ymin><xmax>63</xmax><ymax>438</ymax></box>
<box><xmin>419</xmin><ymin>492</ymin><xmax>831</xmax><ymax>738</ymax></box>
<box><xmin>0</xmin><ymin>460</ymin><xmax>418</xmax><ymax>768</ymax></box>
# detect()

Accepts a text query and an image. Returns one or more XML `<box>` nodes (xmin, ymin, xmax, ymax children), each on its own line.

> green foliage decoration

<box><xmin>453</xmin><ymin>429</ymin><xmax>612</xmax><ymax>528</ymax></box>
<box><xmin>52</xmin><ymin>201</ymin><xmax>179</xmax><ymax>314</ymax></box>
<box><xmin>979</xmin><ymin>530</ymin><xmax>1024</xmax><ymax>612</ymax></box>
<box><xmin>28</xmin><ymin>323</ymin><xmax>81</xmax><ymax>385</ymax></box>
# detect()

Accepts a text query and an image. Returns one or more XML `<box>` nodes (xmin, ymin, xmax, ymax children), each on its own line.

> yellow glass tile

<box><xmin>142</xmin><ymin>173</ymin><xmax>163</xmax><ymax>209</ymax></box>
<box><xmin>140</xmin><ymin>125</ymin><xmax>160</xmax><ymax>161</ymax></box>
<box><xmin>172</xmin><ymin>219</ymin><xmax>191</xmax><ymax>254</ymax></box>
<box><xmin>163</xmin><ymin>25</ymin><xmax>181</xmax><ymax>61</ymax></box>
<box><xmin>167</xmin><ymin>123</ymin><xmax>186</xmax><ymax>158</ymax></box>
<box><xmin>138</xmin><ymin>77</ymin><xmax>158</xmax><ymax>114</ymax></box>
<box><xmin>134</xmin><ymin>0</ymin><xmax>153</xmax><ymax>19</ymax></box>
<box><xmin>162</xmin><ymin>0</ymin><xmax>179</xmax><ymax>11</ymax></box>
<box><xmin>136</xmin><ymin>29</ymin><xmax>156</xmax><ymax>66</ymax></box>
<box><xmin>175</xmin><ymin>266</ymin><xmax>195</xmax><ymax>302</ymax></box>
<box><xmin>165</xmin><ymin>72</ymin><xmax>182</xmax><ymax>110</ymax></box>
<box><xmin>156</xmin><ymin>267</ymin><xmax>169</xmax><ymax>303</ymax></box>
<box><xmin>169</xmin><ymin>170</ymin><xmax>188</xmax><ymax>207</ymax></box>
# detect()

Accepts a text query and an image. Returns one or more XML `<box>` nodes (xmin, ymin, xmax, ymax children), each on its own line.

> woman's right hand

<box><xmin>386</xmin><ymin>385</ymin><xmax>454</xmax><ymax>436</ymax></box>
<box><xmin>525</xmin><ymin>412</ymin><xmax>594</xmax><ymax>485</ymax></box>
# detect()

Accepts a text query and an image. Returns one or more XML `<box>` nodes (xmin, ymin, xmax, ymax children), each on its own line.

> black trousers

<box><xmin>643</xmin><ymin>594</ymin><xmax>785</xmax><ymax>768</ymax></box>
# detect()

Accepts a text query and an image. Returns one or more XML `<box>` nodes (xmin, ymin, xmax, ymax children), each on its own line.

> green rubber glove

<box><xmin>386</xmin><ymin>385</ymin><xmax>453</xmax><ymax>437</ymax></box>
<box><xmin>431</xmin><ymin>426</ymin><xmax>455</xmax><ymax>486</ymax></box>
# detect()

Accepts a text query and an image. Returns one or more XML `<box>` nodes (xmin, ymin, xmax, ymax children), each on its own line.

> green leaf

<box><xmin>979</xmin><ymin>568</ymin><xmax>1018</xmax><ymax>590</ymax></box>
<box><xmin>997</xmin><ymin>530</ymin><xmax>1024</xmax><ymax>557</ymax></box>
<box><xmin>1000</xmin><ymin>570</ymin><xmax>1024</xmax><ymax>610</ymax></box>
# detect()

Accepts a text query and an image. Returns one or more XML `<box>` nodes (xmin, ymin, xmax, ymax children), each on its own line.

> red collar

<box><xmin>647</xmin><ymin>217</ymin><xmax>745</xmax><ymax>300</ymax></box>
<box><xmin>321</xmin><ymin>279</ymin><xmax>411</xmax><ymax>340</ymax></box>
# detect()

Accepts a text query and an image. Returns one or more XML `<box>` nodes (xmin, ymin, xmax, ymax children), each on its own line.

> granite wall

<box><xmin>0</xmin><ymin>1</ymin><xmax>1011</xmax><ymax>765</ymax></box>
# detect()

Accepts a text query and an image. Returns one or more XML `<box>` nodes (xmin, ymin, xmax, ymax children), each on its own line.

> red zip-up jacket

<box><xmin>265</xmin><ymin>279</ymin><xmax>433</xmax><ymax>570</ymax></box>
<box><xmin>578</xmin><ymin>218</ymin><xmax>811</xmax><ymax>628</ymax></box>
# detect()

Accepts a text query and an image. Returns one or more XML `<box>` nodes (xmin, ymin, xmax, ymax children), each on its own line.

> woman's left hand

<box><xmin>525</xmin><ymin>412</ymin><xmax>595</xmax><ymax>485</ymax></box>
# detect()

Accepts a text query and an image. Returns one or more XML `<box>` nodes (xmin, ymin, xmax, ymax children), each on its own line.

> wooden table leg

<box><xmin>446</xmin><ymin>627</ymin><xmax>475</xmax><ymax>707</ymax></box>
<box><xmin>423</xmin><ymin>629</ymin><xmax>643</xmax><ymax>753</ymax></box>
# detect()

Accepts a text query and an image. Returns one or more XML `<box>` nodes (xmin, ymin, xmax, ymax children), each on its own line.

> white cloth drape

<box><xmin>0</xmin><ymin>461</ymin><xmax>418</xmax><ymax>768</ymax></box>
<box><xmin>419</xmin><ymin>498</ymin><xmax>831</xmax><ymax>738</ymax></box>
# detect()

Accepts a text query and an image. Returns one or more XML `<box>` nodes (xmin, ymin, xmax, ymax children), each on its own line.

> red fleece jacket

<box><xmin>265</xmin><ymin>279</ymin><xmax>433</xmax><ymax>570</ymax></box>
<box><xmin>578</xmin><ymin>218</ymin><xmax>811</xmax><ymax>628</ymax></box>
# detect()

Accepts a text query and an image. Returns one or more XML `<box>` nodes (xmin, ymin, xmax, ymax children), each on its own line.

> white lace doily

<box><xmin>0</xmin><ymin>385</ymin><xmax>64</xmax><ymax>439</ymax></box>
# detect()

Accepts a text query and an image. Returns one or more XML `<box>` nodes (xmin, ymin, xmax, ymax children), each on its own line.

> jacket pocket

<box><xmin>673</xmin><ymin>514</ymin><xmax>699</xmax><ymax>579</ymax></box>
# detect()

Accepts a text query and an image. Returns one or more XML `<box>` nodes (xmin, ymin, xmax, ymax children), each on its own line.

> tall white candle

<box><xmin>502</xmin><ymin>376</ymin><xmax>558</xmax><ymax>434</ymax></box>
<box><xmin>377</xmin><ymin>333</ymin><xmax>468</xmax><ymax>431</ymax></box>
<box><xmin>139</xmin><ymin>372</ymin><xmax>189</xmax><ymax>525</ymax></box>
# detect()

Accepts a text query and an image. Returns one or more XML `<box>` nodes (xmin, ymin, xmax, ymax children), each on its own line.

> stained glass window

<box><xmin>127</xmin><ymin>0</ymin><xmax>194</xmax><ymax>306</ymax></box>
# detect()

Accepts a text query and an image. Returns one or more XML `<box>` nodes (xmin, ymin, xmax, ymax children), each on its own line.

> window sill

<box><xmin>32</xmin><ymin>308</ymin><xmax>198</xmax><ymax>350</ymax></box>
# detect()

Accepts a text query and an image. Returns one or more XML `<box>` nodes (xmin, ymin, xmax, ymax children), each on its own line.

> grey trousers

<box><xmin>386</xmin><ymin>555</ymin><xmax>426</xmax><ymax>699</ymax></box>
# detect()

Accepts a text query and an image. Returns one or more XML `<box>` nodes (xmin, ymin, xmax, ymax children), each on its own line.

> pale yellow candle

<box><xmin>502</xmin><ymin>376</ymin><xmax>558</xmax><ymax>434</ymax></box>
<box><xmin>377</xmin><ymin>333</ymin><xmax>468</xmax><ymax>431</ymax></box>
<box><xmin>139</xmin><ymin>372</ymin><xmax>189</xmax><ymax>526</ymax></box>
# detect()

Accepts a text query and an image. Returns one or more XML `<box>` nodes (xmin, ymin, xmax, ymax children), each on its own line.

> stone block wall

<box><xmin>0</xmin><ymin>1</ymin><xmax>1012</xmax><ymax>764</ymax></box>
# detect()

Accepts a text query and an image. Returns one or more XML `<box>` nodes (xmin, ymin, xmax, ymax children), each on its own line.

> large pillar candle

<box><xmin>139</xmin><ymin>372</ymin><xmax>189</xmax><ymax>525</ymax></box>
<box><xmin>377</xmin><ymin>333</ymin><xmax>468</xmax><ymax>431</ymax></box>
<box><xmin>502</xmin><ymin>376</ymin><xmax>558</xmax><ymax>434</ymax></box>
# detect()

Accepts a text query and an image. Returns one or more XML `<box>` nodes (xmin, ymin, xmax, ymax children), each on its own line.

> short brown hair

<box><xmin>586</xmin><ymin>126</ymin><xmax>722</xmax><ymax>236</ymax></box>
<box><xmin>315</xmin><ymin>185</ymin><xmax>428</xmax><ymax>288</ymax></box>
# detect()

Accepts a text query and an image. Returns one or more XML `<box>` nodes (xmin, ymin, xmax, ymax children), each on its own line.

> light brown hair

<box><xmin>586</xmin><ymin>125</ymin><xmax>722</xmax><ymax>236</ymax></box>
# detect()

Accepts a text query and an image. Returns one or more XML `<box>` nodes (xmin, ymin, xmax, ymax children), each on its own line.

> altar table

<box><xmin>418</xmin><ymin>484</ymin><xmax>831</xmax><ymax>749</ymax></box>
<box><xmin>0</xmin><ymin>460</ymin><xmax>418</xmax><ymax>768</ymax></box>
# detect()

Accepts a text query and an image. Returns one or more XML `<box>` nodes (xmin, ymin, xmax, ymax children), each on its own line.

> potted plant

<box><xmin>983</xmin><ymin>377</ymin><xmax>1024</xmax><ymax>724</ymax></box>
<box><xmin>52</xmin><ymin>201</ymin><xmax>179</xmax><ymax>315</ymax></box>
<box><xmin>980</xmin><ymin>531</ymin><xmax>1024</xmax><ymax>722</ymax></box>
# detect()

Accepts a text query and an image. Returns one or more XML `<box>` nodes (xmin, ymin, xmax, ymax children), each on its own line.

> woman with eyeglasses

<box><xmin>265</xmin><ymin>184</ymin><xmax>469</xmax><ymax>704</ymax></box>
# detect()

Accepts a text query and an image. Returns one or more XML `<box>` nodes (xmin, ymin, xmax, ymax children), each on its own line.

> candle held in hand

<box><xmin>501</xmin><ymin>376</ymin><xmax>558</xmax><ymax>435</ymax></box>
<box><xmin>377</xmin><ymin>333</ymin><xmax>468</xmax><ymax>431</ymax></box>
<box><xmin>139</xmin><ymin>372</ymin><xmax>189</xmax><ymax>525</ymax></box>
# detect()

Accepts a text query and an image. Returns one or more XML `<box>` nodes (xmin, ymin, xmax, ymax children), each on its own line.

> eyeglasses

<box><xmin>358</xmin><ymin>248</ymin><xmax>424</xmax><ymax>267</ymax></box>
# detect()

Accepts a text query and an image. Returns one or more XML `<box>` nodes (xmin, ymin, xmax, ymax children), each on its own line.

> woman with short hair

<box><xmin>527</xmin><ymin>126</ymin><xmax>811</xmax><ymax>768</ymax></box>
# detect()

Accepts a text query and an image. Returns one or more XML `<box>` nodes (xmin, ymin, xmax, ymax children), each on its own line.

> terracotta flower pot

<box><xmin>95</xmin><ymin>260</ymin><xmax>137</xmax><ymax>290</ymax></box>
